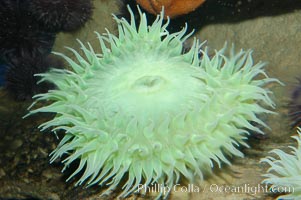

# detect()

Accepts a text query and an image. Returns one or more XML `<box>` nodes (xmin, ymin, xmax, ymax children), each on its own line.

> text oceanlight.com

<box><xmin>136</xmin><ymin>183</ymin><xmax>294</xmax><ymax>195</ymax></box>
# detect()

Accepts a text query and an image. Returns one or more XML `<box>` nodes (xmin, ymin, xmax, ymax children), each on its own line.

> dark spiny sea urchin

<box><xmin>0</xmin><ymin>0</ymin><xmax>55</xmax><ymax>60</ymax></box>
<box><xmin>27</xmin><ymin>7</ymin><xmax>280</xmax><ymax>199</ymax></box>
<box><xmin>27</xmin><ymin>0</ymin><xmax>93</xmax><ymax>32</ymax></box>
<box><xmin>6</xmin><ymin>53</ymin><xmax>63</xmax><ymax>100</ymax></box>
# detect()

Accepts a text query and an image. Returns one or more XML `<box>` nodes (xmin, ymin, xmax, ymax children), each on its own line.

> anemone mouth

<box><xmin>131</xmin><ymin>75</ymin><xmax>166</xmax><ymax>93</ymax></box>
<box><xmin>88</xmin><ymin>57</ymin><xmax>207</xmax><ymax>126</ymax></box>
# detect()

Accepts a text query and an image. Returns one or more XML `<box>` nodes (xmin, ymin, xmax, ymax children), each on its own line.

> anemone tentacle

<box><xmin>261</xmin><ymin>128</ymin><xmax>301</xmax><ymax>200</ymax></box>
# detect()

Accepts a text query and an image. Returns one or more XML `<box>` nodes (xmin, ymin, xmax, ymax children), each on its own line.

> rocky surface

<box><xmin>1</xmin><ymin>0</ymin><xmax>301</xmax><ymax>199</ymax></box>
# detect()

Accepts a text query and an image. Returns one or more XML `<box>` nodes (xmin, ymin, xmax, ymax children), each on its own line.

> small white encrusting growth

<box><xmin>27</xmin><ymin>6</ymin><xmax>279</xmax><ymax>200</ymax></box>
<box><xmin>261</xmin><ymin>128</ymin><xmax>301</xmax><ymax>200</ymax></box>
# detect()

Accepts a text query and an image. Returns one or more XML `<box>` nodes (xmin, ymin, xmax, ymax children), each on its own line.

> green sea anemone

<box><xmin>28</xmin><ymin>6</ymin><xmax>279</xmax><ymax>199</ymax></box>
<box><xmin>261</xmin><ymin>128</ymin><xmax>301</xmax><ymax>199</ymax></box>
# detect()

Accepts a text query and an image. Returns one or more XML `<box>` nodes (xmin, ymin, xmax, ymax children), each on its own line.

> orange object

<box><xmin>136</xmin><ymin>0</ymin><xmax>206</xmax><ymax>18</ymax></box>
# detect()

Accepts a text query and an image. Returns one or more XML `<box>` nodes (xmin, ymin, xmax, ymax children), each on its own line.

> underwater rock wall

<box><xmin>196</xmin><ymin>10</ymin><xmax>301</xmax><ymax>88</ymax></box>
